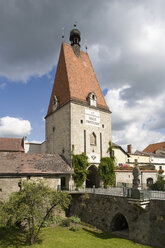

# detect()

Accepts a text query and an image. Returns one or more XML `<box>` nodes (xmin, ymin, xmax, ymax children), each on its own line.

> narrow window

<box><xmin>100</xmin><ymin>133</ymin><xmax>102</xmax><ymax>158</ymax></box>
<box><xmin>84</xmin><ymin>130</ymin><xmax>86</xmax><ymax>154</ymax></box>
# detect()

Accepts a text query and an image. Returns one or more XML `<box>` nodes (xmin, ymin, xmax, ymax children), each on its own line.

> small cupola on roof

<box><xmin>69</xmin><ymin>25</ymin><xmax>81</xmax><ymax>57</ymax></box>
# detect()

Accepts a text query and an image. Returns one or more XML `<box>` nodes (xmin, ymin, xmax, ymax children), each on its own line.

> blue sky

<box><xmin>0</xmin><ymin>66</ymin><xmax>56</xmax><ymax>142</ymax></box>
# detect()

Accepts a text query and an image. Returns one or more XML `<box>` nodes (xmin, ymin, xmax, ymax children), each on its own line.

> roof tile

<box><xmin>0</xmin><ymin>137</ymin><xmax>24</xmax><ymax>152</ymax></box>
<box><xmin>46</xmin><ymin>43</ymin><xmax>109</xmax><ymax>117</ymax></box>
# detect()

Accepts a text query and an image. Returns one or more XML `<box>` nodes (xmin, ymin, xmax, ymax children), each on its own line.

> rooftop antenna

<box><xmin>85</xmin><ymin>39</ymin><xmax>88</xmax><ymax>53</ymax></box>
<box><xmin>61</xmin><ymin>27</ymin><xmax>65</xmax><ymax>41</ymax></box>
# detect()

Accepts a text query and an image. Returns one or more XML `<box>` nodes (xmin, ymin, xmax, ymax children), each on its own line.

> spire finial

<box><xmin>69</xmin><ymin>24</ymin><xmax>81</xmax><ymax>57</ymax></box>
<box><xmin>85</xmin><ymin>40</ymin><xmax>88</xmax><ymax>53</ymax></box>
<box><xmin>61</xmin><ymin>27</ymin><xmax>65</xmax><ymax>41</ymax></box>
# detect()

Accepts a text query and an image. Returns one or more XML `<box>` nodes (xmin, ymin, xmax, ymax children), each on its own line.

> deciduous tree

<box><xmin>1</xmin><ymin>181</ymin><xmax>71</xmax><ymax>245</ymax></box>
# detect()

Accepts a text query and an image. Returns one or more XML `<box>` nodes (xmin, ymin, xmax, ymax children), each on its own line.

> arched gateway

<box><xmin>86</xmin><ymin>165</ymin><xmax>100</xmax><ymax>188</ymax></box>
<box><xmin>110</xmin><ymin>213</ymin><xmax>129</xmax><ymax>236</ymax></box>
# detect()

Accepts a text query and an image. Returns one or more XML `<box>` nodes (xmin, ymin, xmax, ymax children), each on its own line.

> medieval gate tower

<box><xmin>45</xmin><ymin>27</ymin><xmax>111</xmax><ymax>187</ymax></box>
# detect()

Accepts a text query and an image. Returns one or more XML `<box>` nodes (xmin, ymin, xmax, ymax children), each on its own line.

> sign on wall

<box><xmin>85</xmin><ymin>109</ymin><xmax>100</xmax><ymax>127</ymax></box>
<box><xmin>88</xmin><ymin>152</ymin><xmax>100</xmax><ymax>163</ymax></box>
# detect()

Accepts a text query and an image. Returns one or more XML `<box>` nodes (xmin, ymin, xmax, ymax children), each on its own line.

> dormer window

<box><xmin>52</xmin><ymin>95</ymin><xmax>59</xmax><ymax>111</ymax></box>
<box><xmin>87</xmin><ymin>92</ymin><xmax>97</xmax><ymax>107</ymax></box>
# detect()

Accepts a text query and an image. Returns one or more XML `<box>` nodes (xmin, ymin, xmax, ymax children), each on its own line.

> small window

<box><xmin>27</xmin><ymin>176</ymin><xmax>31</xmax><ymax>180</ymax></box>
<box><xmin>80</xmin><ymin>120</ymin><xmax>83</xmax><ymax>124</ymax></box>
<box><xmin>102</xmin><ymin>124</ymin><xmax>104</xmax><ymax>128</ymax></box>
<box><xmin>90</xmin><ymin>132</ymin><xmax>96</xmax><ymax>146</ymax></box>
<box><xmin>0</xmin><ymin>188</ymin><xmax>2</xmax><ymax>192</ymax></box>
<box><xmin>72</xmin><ymin>144</ymin><xmax>75</xmax><ymax>152</ymax></box>
<box><xmin>147</xmin><ymin>178</ymin><xmax>153</xmax><ymax>186</ymax></box>
<box><xmin>53</xmin><ymin>126</ymin><xmax>55</xmax><ymax>132</ymax></box>
<box><xmin>159</xmin><ymin>166</ymin><xmax>162</xmax><ymax>170</ymax></box>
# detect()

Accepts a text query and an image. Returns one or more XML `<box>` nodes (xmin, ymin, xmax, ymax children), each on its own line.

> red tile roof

<box><xmin>143</xmin><ymin>142</ymin><xmax>165</xmax><ymax>153</ymax></box>
<box><xmin>0</xmin><ymin>137</ymin><xmax>24</xmax><ymax>152</ymax></box>
<box><xmin>0</xmin><ymin>152</ymin><xmax>73</xmax><ymax>175</ymax></box>
<box><xmin>46</xmin><ymin>42</ymin><xmax>109</xmax><ymax>117</ymax></box>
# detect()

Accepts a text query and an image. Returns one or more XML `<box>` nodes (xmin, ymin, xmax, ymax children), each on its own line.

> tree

<box><xmin>1</xmin><ymin>181</ymin><xmax>71</xmax><ymax>245</ymax></box>
<box><xmin>98</xmin><ymin>141</ymin><xmax>116</xmax><ymax>187</ymax></box>
<box><xmin>72</xmin><ymin>153</ymin><xmax>89</xmax><ymax>188</ymax></box>
<box><xmin>149</xmin><ymin>175</ymin><xmax>165</xmax><ymax>191</ymax></box>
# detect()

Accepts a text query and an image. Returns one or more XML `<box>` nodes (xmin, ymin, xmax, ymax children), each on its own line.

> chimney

<box><xmin>127</xmin><ymin>144</ymin><xmax>132</xmax><ymax>154</ymax></box>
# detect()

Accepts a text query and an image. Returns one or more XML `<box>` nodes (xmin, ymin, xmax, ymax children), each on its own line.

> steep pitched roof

<box><xmin>143</xmin><ymin>142</ymin><xmax>165</xmax><ymax>153</ymax></box>
<box><xmin>46</xmin><ymin>42</ymin><xmax>109</xmax><ymax>117</ymax></box>
<box><xmin>0</xmin><ymin>152</ymin><xmax>73</xmax><ymax>175</ymax></box>
<box><xmin>0</xmin><ymin>137</ymin><xmax>24</xmax><ymax>152</ymax></box>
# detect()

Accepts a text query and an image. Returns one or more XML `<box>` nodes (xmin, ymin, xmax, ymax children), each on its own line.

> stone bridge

<box><xmin>68</xmin><ymin>192</ymin><xmax>165</xmax><ymax>248</ymax></box>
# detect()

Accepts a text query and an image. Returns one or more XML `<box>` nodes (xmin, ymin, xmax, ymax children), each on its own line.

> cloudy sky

<box><xmin>0</xmin><ymin>0</ymin><xmax>165</xmax><ymax>152</ymax></box>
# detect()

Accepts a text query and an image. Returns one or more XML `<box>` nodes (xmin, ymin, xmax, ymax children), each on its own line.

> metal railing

<box><xmin>142</xmin><ymin>189</ymin><xmax>165</xmax><ymax>200</ymax></box>
<box><xmin>57</xmin><ymin>185</ymin><xmax>165</xmax><ymax>200</ymax></box>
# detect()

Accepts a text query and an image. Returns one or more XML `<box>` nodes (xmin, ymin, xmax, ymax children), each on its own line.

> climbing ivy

<box><xmin>72</xmin><ymin>153</ymin><xmax>89</xmax><ymax>188</ymax></box>
<box><xmin>98</xmin><ymin>141</ymin><xmax>115</xmax><ymax>187</ymax></box>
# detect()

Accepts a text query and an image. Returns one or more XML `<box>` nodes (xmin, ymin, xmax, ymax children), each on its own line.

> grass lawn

<box><xmin>0</xmin><ymin>225</ymin><xmax>154</xmax><ymax>248</ymax></box>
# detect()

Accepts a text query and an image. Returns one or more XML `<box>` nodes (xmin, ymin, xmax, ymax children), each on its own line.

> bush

<box><xmin>69</xmin><ymin>226</ymin><xmax>79</xmax><ymax>232</ymax></box>
<box><xmin>61</xmin><ymin>218</ymin><xmax>71</xmax><ymax>227</ymax></box>
<box><xmin>149</xmin><ymin>175</ymin><xmax>165</xmax><ymax>191</ymax></box>
<box><xmin>69</xmin><ymin>216</ymin><xmax>81</xmax><ymax>224</ymax></box>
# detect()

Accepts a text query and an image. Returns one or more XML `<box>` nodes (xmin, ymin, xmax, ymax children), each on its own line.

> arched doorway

<box><xmin>110</xmin><ymin>213</ymin><xmax>129</xmax><ymax>236</ymax></box>
<box><xmin>86</xmin><ymin>165</ymin><xmax>100</xmax><ymax>188</ymax></box>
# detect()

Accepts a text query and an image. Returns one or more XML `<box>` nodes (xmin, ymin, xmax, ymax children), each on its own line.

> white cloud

<box><xmin>0</xmin><ymin>116</ymin><xmax>32</xmax><ymax>137</ymax></box>
<box><xmin>105</xmin><ymin>86</ymin><xmax>165</xmax><ymax>152</ymax></box>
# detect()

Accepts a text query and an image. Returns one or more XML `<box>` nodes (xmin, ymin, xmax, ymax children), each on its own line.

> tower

<box><xmin>45</xmin><ymin>27</ymin><xmax>111</xmax><ymax>185</ymax></box>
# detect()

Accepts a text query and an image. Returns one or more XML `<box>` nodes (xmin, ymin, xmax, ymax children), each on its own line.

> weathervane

<box><xmin>74</xmin><ymin>21</ymin><xmax>78</xmax><ymax>28</ymax></box>
<box><xmin>85</xmin><ymin>39</ymin><xmax>88</xmax><ymax>53</ymax></box>
<box><xmin>61</xmin><ymin>27</ymin><xmax>65</xmax><ymax>41</ymax></box>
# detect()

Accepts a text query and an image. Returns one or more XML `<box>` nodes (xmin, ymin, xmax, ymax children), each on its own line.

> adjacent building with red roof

<box><xmin>0</xmin><ymin>137</ymin><xmax>24</xmax><ymax>152</ymax></box>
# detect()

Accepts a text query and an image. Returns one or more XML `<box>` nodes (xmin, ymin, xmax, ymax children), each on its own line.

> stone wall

<box><xmin>0</xmin><ymin>175</ymin><xmax>71</xmax><ymax>202</ymax></box>
<box><xmin>69</xmin><ymin>193</ymin><xmax>165</xmax><ymax>248</ymax></box>
<box><xmin>115</xmin><ymin>170</ymin><xmax>157</xmax><ymax>188</ymax></box>
<box><xmin>46</xmin><ymin>102</ymin><xmax>71</xmax><ymax>164</ymax></box>
<box><xmin>71</xmin><ymin>102</ymin><xmax>111</xmax><ymax>166</ymax></box>
<box><xmin>46</xmin><ymin>101</ymin><xmax>111</xmax><ymax>166</ymax></box>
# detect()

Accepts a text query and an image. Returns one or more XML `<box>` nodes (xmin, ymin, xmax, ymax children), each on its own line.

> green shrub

<box><xmin>69</xmin><ymin>226</ymin><xmax>79</xmax><ymax>232</ymax></box>
<box><xmin>69</xmin><ymin>216</ymin><xmax>81</xmax><ymax>224</ymax></box>
<box><xmin>61</xmin><ymin>218</ymin><xmax>71</xmax><ymax>227</ymax></box>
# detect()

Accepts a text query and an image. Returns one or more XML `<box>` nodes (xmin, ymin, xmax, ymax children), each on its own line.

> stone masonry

<box><xmin>69</xmin><ymin>193</ymin><xmax>165</xmax><ymax>248</ymax></box>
